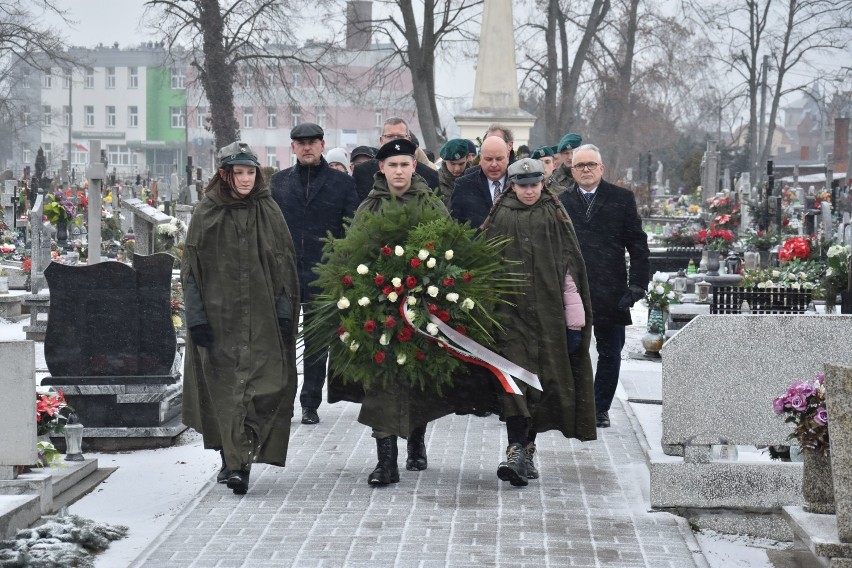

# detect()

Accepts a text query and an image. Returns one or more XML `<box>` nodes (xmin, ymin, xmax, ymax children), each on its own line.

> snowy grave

<box><xmin>120</xmin><ymin>198</ymin><xmax>171</xmax><ymax>255</ymax></box>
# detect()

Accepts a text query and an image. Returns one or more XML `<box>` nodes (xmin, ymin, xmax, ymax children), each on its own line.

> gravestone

<box><xmin>40</xmin><ymin>253</ymin><xmax>185</xmax><ymax>449</ymax></box>
<box><xmin>1</xmin><ymin>180</ymin><xmax>15</xmax><ymax>228</ymax></box>
<box><xmin>821</xmin><ymin>201</ymin><xmax>833</xmax><ymax>239</ymax></box>
<box><xmin>0</xmin><ymin>341</ymin><xmax>36</xmax><ymax>481</ymax></box>
<box><xmin>120</xmin><ymin>198</ymin><xmax>171</xmax><ymax>255</ymax></box>
<box><xmin>23</xmin><ymin>195</ymin><xmax>52</xmax><ymax>341</ymax></box>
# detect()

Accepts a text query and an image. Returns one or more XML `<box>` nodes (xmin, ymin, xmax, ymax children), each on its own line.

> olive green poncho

<box><xmin>181</xmin><ymin>183</ymin><xmax>300</xmax><ymax>470</ymax></box>
<box><xmin>485</xmin><ymin>190</ymin><xmax>597</xmax><ymax>441</ymax></box>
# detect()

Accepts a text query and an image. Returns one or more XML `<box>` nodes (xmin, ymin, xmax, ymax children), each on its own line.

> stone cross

<box><xmin>738</xmin><ymin>189</ymin><xmax>751</xmax><ymax>235</ymax></box>
<box><xmin>28</xmin><ymin>196</ymin><xmax>51</xmax><ymax>294</ymax></box>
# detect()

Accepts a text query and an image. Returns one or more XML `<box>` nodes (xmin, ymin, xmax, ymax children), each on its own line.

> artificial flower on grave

<box><xmin>740</xmin><ymin>259</ymin><xmax>822</xmax><ymax>292</ymax></box>
<box><xmin>43</xmin><ymin>191</ymin><xmax>80</xmax><ymax>227</ymax></box>
<box><xmin>35</xmin><ymin>387</ymin><xmax>73</xmax><ymax>436</ymax></box>
<box><xmin>170</xmin><ymin>279</ymin><xmax>185</xmax><ymax>330</ymax></box>
<box><xmin>304</xmin><ymin>198</ymin><xmax>520</xmax><ymax>393</ymax></box>
<box><xmin>773</xmin><ymin>373</ymin><xmax>829</xmax><ymax>456</ymax></box>
<box><xmin>743</xmin><ymin>229</ymin><xmax>780</xmax><ymax>252</ymax></box>
<box><xmin>706</xmin><ymin>194</ymin><xmax>740</xmax><ymax>230</ymax></box>
<box><xmin>813</xmin><ymin>191</ymin><xmax>832</xmax><ymax>210</ymax></box>
<box><xmin>821</xmin><ymin>244</ymin><xmax>850</xmax><ymax>309</ymax></box>
<box><xmin>694</xmin><ymin>228</ymin><xmax>734</xmax><ymax>251</ymax></box>
<box><xmin>32</xmin><ymin>441</ymin><xmax>63</xmax><ymax>468</ymax></box>
<box><xmin>644</xmin><ymin>272</ymin><xmax>680</xmax><ymax>310</ymax></box>
<box><xmin>778</xmin><ymin>236</ymin><xmax>811</xmax><ymax>262</ymax></box>
<box><xmin>660</xmin><ymin>224</ymin><xmax>698</xmax><ymax>248</ymax></box>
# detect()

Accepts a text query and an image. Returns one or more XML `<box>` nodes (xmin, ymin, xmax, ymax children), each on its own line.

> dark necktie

<box><xmin>583</xmin><ymin>191</ymin><xmax>595</xmax><ymax>205</ymax></box>
<box><xmin>492</xmin><ymin>180</ymin><xmax>502</xmax><ymax>201</ymax></box>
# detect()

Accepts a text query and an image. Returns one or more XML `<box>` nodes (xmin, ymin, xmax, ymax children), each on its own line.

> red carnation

<box><xmin>405</xmin><ymin>276</ymin><xmax>417</xmax><ymax>289</ymax></box>
<box><xmin>462</xmin><ymin>272</ymin><xmax>473</xmax><ymax>282</ymax></box>
<box><xmin>381</xmin><ymin>246</ymin><xmax>392</xmax><ymax>256</ymax></box>
<box><xmin>384</xmin><ymin>316</ymin><xmax>397</xmax><ymax>329</ymax></box>
<box><xmin>442</xmin><ymin>277</ymin><xmax>455</xmax><ymax>287</ymax></box>
<box><xmin>364</xmin><ymin>320</ymin><xmax>376</xmax><ymax>333</ymax></box>
<box><xmin>397</xmin><ymin>328</ymin><xmax>412</xmax><ymax>342</ymax></box>
<box><xmin>342</xmin><ymin>275</ymin><xmax>353</xmax><ymax>287</ymax></box>
<box><xmin>410</xmin><ymin>258</ymin><xmax>421</xmax><ymax>269</ymax></box>
<box><xmin>427</xmin><ymin>303</ymin><xmax>439</xmax><ymax>315</ymax></box>
<box><xmin>395</xmin><ymin>286</ymin><xmax>404</xmax><ymax>294</ymax></box>
<box><xmin>382</xmin><ymin>285</ymin><xmax>393</xmax><ymax>296</ymax></box>
<box><xmin>415</xmin><ymin>350</ymin><xmax>426</xmax><ymax>361</ymax></box>
<box><xmin>426</xmin><ymin>242</ymin><xmax>435</xmax><ymax>250</ymax></box>
<box><xmin>374</xmin><ymin>274</ymin><xmax>385</xmax><ymax>286</ymax></box>
<box><xmin>337</xmin><ymin>326</ymin><xmax>347</xmax><ymax>336</ymax></box>
<box><xmin>437</xmin><ymin>310</ymin><xmax>450</xmax><ymax>322</ymax></box>
<box><xmin>374</xmin><ymin>352</ymin><xmax>386</xmax><ymax>364</ymax></box>
<box><xmin>454</xmin><ymin>325</ymin><xmax>467</xmax><ymax>336</ymax></box>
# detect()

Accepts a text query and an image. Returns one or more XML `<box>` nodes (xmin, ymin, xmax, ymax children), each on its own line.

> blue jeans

<box><xmin>593</xmin><ymin>325</ymin><xmax>626</xmax><ymax>414</ymax></box>
<box><xmin>299</xmin><ymin>305</ymin><xmax>329</xmax><ymax>410</ymax></box>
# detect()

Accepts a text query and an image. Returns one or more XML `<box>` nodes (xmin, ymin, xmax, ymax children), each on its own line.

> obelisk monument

<box><xmin>454</xmin><ymin>0</ymin><xmax>535</xmax><ymax>147</ymax></box>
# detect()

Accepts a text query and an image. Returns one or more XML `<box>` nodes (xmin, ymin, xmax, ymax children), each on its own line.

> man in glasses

<box><xmin>558</xmin><ymin>144</ymin><xmax>649</xmax><ymax>430</ymax></box>
<box><xmin>351</xmin><ymin>117</ymin><xmax>440</xmax><ymax>202</ymax></box>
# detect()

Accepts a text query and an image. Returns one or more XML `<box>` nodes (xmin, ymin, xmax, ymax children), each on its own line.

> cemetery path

<box><xmin>130</xmin><ymin>367</ymin><xmax>703</xmax><ymax>568</ymax></box>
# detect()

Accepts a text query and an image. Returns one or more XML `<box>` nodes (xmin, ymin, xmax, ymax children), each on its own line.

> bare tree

<box><xmin>366</xmin><ymin>0</ymin><xmax>482</xmax><ymax>151</ymax></box>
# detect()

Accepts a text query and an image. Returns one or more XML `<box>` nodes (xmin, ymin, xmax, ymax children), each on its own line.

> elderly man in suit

<box><xmin>449</xmin><ymin>136</ymin><xmax>509</xmax><ymax>229</ymax></box>
<box><xmin>558</xmin><ymin>144</ymin><xmax>650</xmax><ymax>429</ymax></box>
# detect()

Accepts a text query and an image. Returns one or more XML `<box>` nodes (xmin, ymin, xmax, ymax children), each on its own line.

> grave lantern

<box><xmin>673</xmin><ymin>269</ymin><xmax>687</xmax><ymax>294</ymax></box>
<box><xmin>63</xmin><ymin>412</ymin><xmax>85</xmax><ymax>461</ymax></box>
<box><xmin>696</xmin><ymin>280</ymin><xmax>712</xmax><ymax>304</ymax></box>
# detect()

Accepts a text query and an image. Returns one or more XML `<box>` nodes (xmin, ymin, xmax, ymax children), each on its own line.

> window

<box><xmin>266</xmin><ymin>149</ymin><xmax>277</xmax><ymax>168</ymax></box>
<box><xmin>85</xmin><ymin>68</ymin><xmax>94</xmax><ymax>88</ymax></box>
<box><xmin>291</xmin><ymin>110</ymin><xmax>301</xmax><ymax>128</ymax></box>
<box><xmin>108</xmin><ymin>145</ymin><xmax>133</xmax><ymax>166</ymax></box>
<box><xmin>171</xmin><ymin>68</ymin><xmax>185</xmax><ymax>89</ymax></box>
<box><xmin>170</xmin><ymin>107</ymin><xmax>185</xmax><ymax>128</ymax></box>
<box><xmin>243</xmin><ymin>107</ymin><xmax>253</xmax><ymax>129</ymax></box>
<box><xmin>106</xmin><ymin>106</ymin><xmax>116</xmax><ymax>128</ymax></box>
<box><xmin>22</xmin><ymin>106</ymin><xmax>30</xmax><ymax>127</ymax></box>
<box><xmin>292</xmin><ymin>71</ymin><xmax>301</xmax><ymax>88</ymax></box>
<box><xmin>43</xmin><ymin>105</ymin><xmax>52</xmax><ymax>126</ymax></box>
<box><xmin>106</xmin><ymin>67</ymin><xmax>116</xmax><ymax>88</ymax></box>
<box><xmin>63</xmin><ymin>68</ymin><xmax>71</xmax><ymax>89</ymax></box>
<box><xmin>21</xmin><ymin>70</ymin><xmax>30</xmax><ymax>89</ymax></box>
<box><xmin>267</xmin><ymin>67</ymin><xmax>276</xmax><ymax>87</ymax></box>
<box><xmin>316</xmin><ymin>108</ymin><xmax>326</xmax><ymax>129</ymax></box>
<box><xmin>23</xmin><ymin>147</ymin><xmax>31</xmax><ymax>164</ymax></box>
<box><xmin>375</xmin><ymin>112</ymin><xmax>382</xmax><ymax>127</ymax></box>
<box><xmin>42</xmin><ymin>69</ymin><xmax>52</xmax><ymax>89</ymax></box>
<box><xmin>85</xmin><ymin>106</ymin><xmax>94</xmax><ymax>127</ymax></box>
<box><xmin>63</xmin><ymin>105</ymin><xmax>71</xmax><ymax>127</ymax></box>
<box><xmin>196</xmin><ymin>106</ymin><xmax>207</xmax><ymax>128</ymax></box>
<box><xmin>42</xmin><ymin>143</ymin><xmax>52</xmax><ymax>164</ymax></box>
<box><xmin>129</xmin><ymin>67</ymin><xmax>138</xmax><ymax>88</ymax></box>
<box><xmin>266</xmin><ymin>107</ymin><xmax>277</xmax><ymax>128</ymax></box>
<box><xmin>71</xmin><ymin>149</ymin><xmax>88</xmax><ymax>165</ymax></box>
<box><xmin>128</xmin><ymin>106</ymin><xmax>138</xmax><ymax>128</ymax></box>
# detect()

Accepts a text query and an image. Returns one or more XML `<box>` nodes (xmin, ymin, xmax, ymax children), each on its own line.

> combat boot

<box><xmin>368</xmin><ymin>436</ymin><xmax>400</xmax><ymax>486</ymax></box>
<box><xmin>216</xmin><ymin>450</ymin><xmax>231</xmax><ymax>484</ymax></box>
<box><xmin>524</xmin><ymin>442</ymin><xmax>539</xmax><ymax>479</ymax></box>
<box><xmin>406</xmin><ymin>425</ymin><xmax>428</xmax><ymax>471</ymax></box>
<box><xmin>497</xmin><ymin>442</ymin><xmax>528</xmax><ymax>487</ymax></box>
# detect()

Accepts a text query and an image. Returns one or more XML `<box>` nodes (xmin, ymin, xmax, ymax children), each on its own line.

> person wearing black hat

<box><xmin>349</xmin><ymin>146</ymin><xmax>376</xmax><ymax>174</ymax></box>
<box><xmin>270</xmin><ymin>123</ymin><xmax>359</xmax><ymax>426</ymax></box>
<box><xmin>329</xmin><ymin>138</ymin><xmax>452</xmax><ymax>487</ymax></box>
<box><xmin>437</xmin><ymin>138</ymin><xmax>471</xmax><ymax>205</ymax></box>
<box><xmin>351</xmin><ymin>117</ymin><xmax>440</xmax><ymax>202</ymax></box>
<box><xmin>480</xmin><ymin>157</ymin><xmax>595</xmax><ymax>487</ymax></box>
<box><xmin>182</xmin><ymin>141</ymin><xmax>300</xmax><ymax>495</ymax></box>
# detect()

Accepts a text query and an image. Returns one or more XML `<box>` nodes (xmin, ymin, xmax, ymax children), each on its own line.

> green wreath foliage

<box><xmin>304</xmin><ymin>196</ymin><xmax>521</xmax><ymax>392</ymax></box>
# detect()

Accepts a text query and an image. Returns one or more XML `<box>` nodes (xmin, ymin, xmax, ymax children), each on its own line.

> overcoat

<box><xmin>449</xmin><ymin>167</ymin><xmax>495</xmax><ymax>229</ymax></box>
<box><xmin>181</xmin><ymin>183</ymin><xmax>300</xmax><ymax>470</ymax></box>
<box><xmin>559</xmin><ymin>179</ymin><xmax>650</xmax><ymax>326</ymax></box>
<box><xmin>485</xmin><ymin>190</ymin><xmax>597</xmax><ymax>441</ymax></box>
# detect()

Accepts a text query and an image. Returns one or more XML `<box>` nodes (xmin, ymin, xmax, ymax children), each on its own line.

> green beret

<box><xmin>440</xmin><ymin>139</ymin><xmax>469</xmax><ymax>161</ymax></box>
<box><xmin>556</xmin><ymin>133</ymin><xmax>583</xmax><ymax>153</ymax></box>
<box><xmin>531</xmin><ymin>146</ymin><xmax>555</xmax><ymax>159</ymax></box>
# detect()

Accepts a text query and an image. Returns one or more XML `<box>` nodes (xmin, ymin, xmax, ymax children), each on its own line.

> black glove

<box><xmin>617</xmin><ymin>285</ymin><xmax>646</xmax><ymax>310</ymax></box>
<box><xmin>567</xmin><ymin>329</ymin><xmax>583</xmax><ymax>354</ymax></box>
<box><xmin>190</xmin><ymin>324</ymin><xmax>214</xmax><ymax>348</ymax></box>
<box><xmin>278</xmin><ymin>318</ymin><xmax>292</xmax><ymax>340</ymax></box>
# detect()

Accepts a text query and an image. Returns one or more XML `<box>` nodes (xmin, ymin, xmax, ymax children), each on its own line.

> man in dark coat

<box><xmin>558</xmin><ymin>143</ymin><xmax>650</xmax><ymax>429</ymax></box>
<box><xmin>270</xmin><ymin>122</ymin><xmax>359</xmax><ymax>425</ymax></box>
<box><xmin>437</xmin><ymin>138</ymin><xmax>471</xmax><ymax>206</ymax></box>
<box><xmin>449</xmin><ymin>136</ymin><xmax>509</xmax><ymax>229</ymax></box>
<box><xmin>352</xmin><ymin>117</ymin><xmax>439</xmax><ymax>202</ymax></box>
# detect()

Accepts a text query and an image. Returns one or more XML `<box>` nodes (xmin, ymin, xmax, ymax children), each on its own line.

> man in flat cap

<box><xmin>549</xmin><ymin>133</ymin><xmax>583</xmax><ymax>195</ymax></box>
<box><xmin>437</xmin><ymin>138</ymin><xmax>472</xmax><ymax>206</ymax></box>
<box><xmin>270</xmin><ymin>122</ymin><xmax>359</xmax><ymax>426</ymax></box>
<box><xmin>349</xmin><ymin>146</ymin><xmax>376</xmax><ymax>174</ymax></box>
<box><xmin>351</xmin><ymin>117</ymin><xmax>440</xmax><ymax>202</ymax></box>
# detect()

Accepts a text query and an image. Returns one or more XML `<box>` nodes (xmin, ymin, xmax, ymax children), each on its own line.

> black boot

<box><xmin>217</xmin><ymin>450</ymin><xmax>231</xmax><ymax>484</ymax></box>
<box><xmin>524</xmin><ymin>442</ymin><xmax>539</xmax><ymax>480</ymax></box>
<box><xmin>497</xmin><ymin>443</ymin><xmax>528</xmax><ymax>487</ymax></box>
<box><xmin>367</xmin><ymin>436</ymin><xmax>399</xmax><ymax>486</ymax></box>
<box><xmin>406</xmin><ymin>425</ymin><xmax>428</xmax><ymax>471</ymax></box>
<box><xmin>226</xmin><ymin>468</ymin><xmax>250</xmax><ymax>495</ymax></box>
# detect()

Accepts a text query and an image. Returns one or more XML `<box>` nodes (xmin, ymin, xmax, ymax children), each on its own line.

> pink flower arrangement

<box><xmin>772</xmin><ymin>373</ymin><xmax>829</xmax><ymax>455</ymax></box>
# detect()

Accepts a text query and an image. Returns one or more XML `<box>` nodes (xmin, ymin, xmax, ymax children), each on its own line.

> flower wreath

<box><xmin>304</xmin><ymin>197</ymin><xmax>521</xmax><ymax>393</ymax></box>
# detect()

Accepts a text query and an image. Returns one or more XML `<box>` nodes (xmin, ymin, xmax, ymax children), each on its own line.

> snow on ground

<box><xmin>696</xmin><ymin>530</ymin><xmax>792</xmax><ymax>568</ymax></box>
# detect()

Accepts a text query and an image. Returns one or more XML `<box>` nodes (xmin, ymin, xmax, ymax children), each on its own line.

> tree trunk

<box><xmin>198</xmin><ymin>0</ymin><xmax>237</xmax><ymax>148</ymax></box>
<box><xmin>543</xmin><ymin>0</ymin><xmax>560</xmax><ymax>143</ymax></box>
<box><xmin>400</xmin><ymin>0</ymin><xmax>443</xmax><ymax>152</ymax></box>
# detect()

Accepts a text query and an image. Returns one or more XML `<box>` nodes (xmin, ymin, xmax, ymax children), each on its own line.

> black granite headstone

<box><xmin>42</xmin><ymin>253</ymin><xmax>176</xmax><ymax>378</ymax></box>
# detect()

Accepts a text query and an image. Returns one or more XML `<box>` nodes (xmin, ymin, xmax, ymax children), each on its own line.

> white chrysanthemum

<box><xmin>444</xmin><ymin>249</ymin><xmax>454</xmax><ymax>260</ymax></box>
<box><xmin>772</xmin><ymin>270</ymin><xmax>781</xmax><ymax>278</ymax></box>
<box><xmin>427</xmin><ymin>286</ymin><xmax>439</xmax><ymax>297</ymax></box>
<box><xmin>757</xmin><ymin>282</ymin><xmax>766</xmax><ymax>289</ymax></box>
<box><xmin>337</xmin><ymin>297</ymin><xmax>350</xmax><ymax>309</ymax></box>
<box><xmin>387</xmin><ymin>292</ymin><xmax>399</xmax><ymax>302</ymax></box>
<box><xmin>666</xmin><ymin>291</ymin><xmax>675</xmax><ymax>300</ymax></box>
<box><xmin>426</xmin><ymin>323</ymin><xmax>439</xmax><ymax>335</ymax></box>
<box><xmin>791</xmin><ymin>282</ymin><xmax>801</xmax><ymax>290</ymax></box>
<box><xmin>647</xmin><ymin>282</ymin><xmax>655</xmax><ymax>292</ymax></box>
<box><xmin>379</xmin><ymin>333</ymin><xmax>390</xmax><ymax>346</ymax></box>
<box><xmin>787</xmin><ymin>273</ymin><xmax>796</xmax><ymax>280</ymax></box>
<box><xmin>446</xmin><ymin>292</ymin><xmax>459</xmax><ymax>303</ymax></box>
<box><xmin>461</xmin><ymin>298</ymin><xmax>475</xmax><ymax>310</ymax></box>
<box><xmin>407</xmin><ymin>296</ymin><xmax>417</xmax><ymax>306</ymax></box>
<box><xmin>392</xmin><ymin>277</ymin><xmax>402</xmax><ymax>288</ymax></box>
<box><xmin>356</xmin><ymin>264</ymin><xmax>369</xmax><ymax>275</ymax></box>
<box><xmin>426</xmin><ymin>258</ymin><xmax>437</xmax><ymax>268</ymax></box>
<box><xmin>798</xmin><ymin>272</ymin><xmax>808</xmax><ymax>280</ymax></box>
<box><xmin>804</xmin><ymin>282</ymin><xmax>816</xmax><ymax>289</ymax></box>
<box><xmin>394</xmin><ymin>245</ymin><xmax>405</xmax><ymax>256</ymax></box>
<box><xmin>349</xmin><ymin>341</ymin><xmax>360</xmax><ymax>352</ymax></box>
<box><xmin>357</xmin><ymin>297</ymin><xmax>371</xmax><ymax>306</ymax></box>
<box><xmin>418</xmin><ymin>249</ymin><xmax>429</xmax><ymax>260</ymax></box>
<box><xmin>339</xmin><ymin>332</ymin><xmax>350</xmax><ymax>343</ymax></box>
<box><xmin>655</xmin><ymin>285</ymin><xmax>665</xmax><ymax>295</ymax></box>
<box><xmin>397</xmin><ymin>354</ymin><xmax>407</xmax><ymax>365</ymax></box>
<box><xmin>653</xmin><ymin>271</ymin><xmax>669</xmax><ymax>282</ymax></box>
<box><xmin>765</xmin><ymin>280</ymin><xmax>775</xmax><ymax>287</ymax></box>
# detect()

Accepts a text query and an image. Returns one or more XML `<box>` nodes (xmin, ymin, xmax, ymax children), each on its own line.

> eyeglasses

<box><xmin>381</xmin><ymin>133</ymin><xmax>408</xmax><ymax>141</ymax></box>
<box><xmin>572</xmin><ymin>162</ymin><xmax>600</xmax><ymax>171</ymax></box>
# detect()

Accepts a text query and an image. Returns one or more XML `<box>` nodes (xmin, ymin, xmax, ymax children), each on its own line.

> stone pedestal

<box><xmin>22</xmin><ymin>293</ymin><xmax>50</xmax><ymax>341</ymax></box>
<box><xmin>826</xmin><ymin>364</ymin><xmax>852</xmax><ymax>542</ymax></box>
